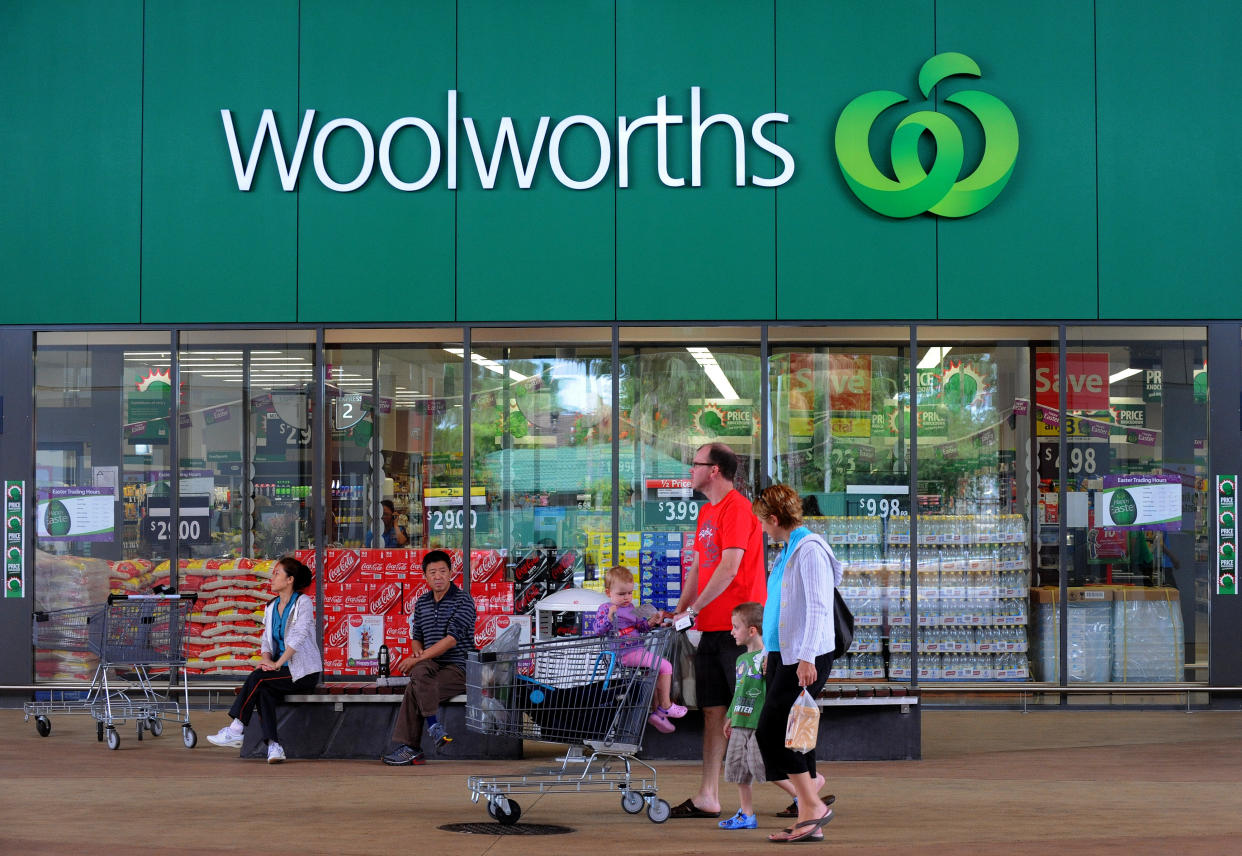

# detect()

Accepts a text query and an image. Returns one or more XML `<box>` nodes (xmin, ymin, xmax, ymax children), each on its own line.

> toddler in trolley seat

<box><xmin>592</xmin><ymin>565</ymin><xmax>687</xmax><ymax>733</ymax></box>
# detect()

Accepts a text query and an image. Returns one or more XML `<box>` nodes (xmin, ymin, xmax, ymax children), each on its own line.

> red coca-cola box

<box><xmin>472</xmin><ymin>579</ymin><xmax>515</xmax><ymax>615</ymax></box>
<box><xmin>324</xmin><ymin>581</ymin><xmax>403</xmax><ymax>615</ymax></box>
<box><xmin>469</xmin><ymin>549</ymin><xmax>507</xmax><ymax>584</ymax></box>
<box><xmin>324</xmin><ymin>549</ymin><xmax>377</xmax><ymax>585</ymax></box>
<box><xmin>384</xmin><ymin>613</ymin><xmax>412</xmax><ymax>663</ymax></box>
<box><xmin>474</xmin><ymin>613</ymin><xmax>532</xmax><ymax>649</ymax></box>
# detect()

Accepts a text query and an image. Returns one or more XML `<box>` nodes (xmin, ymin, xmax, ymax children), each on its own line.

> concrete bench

<box><xmin>640</xmin><ymin>685</ymin><xmax>921</xmax><ymax>762</ymax></box>
<box><xmin>239</xmin><ymin>679</ymin><xmax>523</xmax><ymax>761</ymax></box>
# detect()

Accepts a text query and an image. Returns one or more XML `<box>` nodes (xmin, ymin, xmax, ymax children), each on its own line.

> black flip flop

<box><xmin>669</xmin><ymin>798</ymin><xmax>722</xmax><ymax>819</ymax></box>
<box><xmin>769</xmin><ymin>809</ymin><xmax>833</xmax><ymax>844</ymax></box>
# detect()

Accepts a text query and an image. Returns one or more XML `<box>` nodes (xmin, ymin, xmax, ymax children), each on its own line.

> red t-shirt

<box><xmin>690</xmin><ymin>488</ymin><xmax>766</xmax><ymax>631</ymax></box>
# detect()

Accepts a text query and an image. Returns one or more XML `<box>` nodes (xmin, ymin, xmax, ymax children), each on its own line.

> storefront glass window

<box><xmin>768</xmin><ymin>326</ymin><xmax>911</xmax><ymax>682</ymax></box>
<box><xmin>377</xmin><ymin>341</ymin><xmax>465</xmax><ymax>550</ymax></box>
<box><xmin>616</xmin><ymin>327</ymin><xmax>761</xmax><ymax>611</ymax></box>
<box><xmin>33</xmin><ymin>332</ymin><xmax>172</xmax><ymax>681</ymax></box>
<box><xmin>325</xmin><ymin>346</ymin><xmax>377</xmax><ymax>548</ymax></box>
<box><xmin>914</xmin><ymin>327</ymin><xmax>1053</xmax><ymax>686</ymax></box>
<box><xmin>1052</xmin><ymin>327</ymin><xmax>1208</xmax><ymax>686</ymax></box>
<box><xmin>469</xmin><ymin>328</ymin><xmax>613</xmax><ymax>612</ymax></box>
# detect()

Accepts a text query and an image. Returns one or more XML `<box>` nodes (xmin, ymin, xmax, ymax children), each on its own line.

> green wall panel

<box><xmin>1097</xmin><ymin>0</ymin><xmax>1242</xmax><ymax>319</ymax></box>
<box><xmin>142</xmin><ymin>1</ymin><xmax>298</xmax><ymax>323</ymax></box>
<box><xmin>0</xmin><ymin>1</ymin><xmax>141</xmax><ymax>324</ymax></box>
<box><xmin>936</xmin><ymin>0</ymin><xmax>1096</xmax><ymax>320</ymax></box>
<box><xmin>299</xmin><ymin>1</ymin><xmax>455</xmax><ymax>324</ymax></box>
<box><xmin>617</xmin><ymin>0</ymin><xmax>776</xmax><ymax>321</ymax></box>
<box><xmin>456</xmin><ymin>0</ymin><xmax>615</xmax><ymax>322</ymax></box>
<box><xmin>776</xmin><ymin>0</ymin><xmax>935</xmax><ymax>320</ymax></box>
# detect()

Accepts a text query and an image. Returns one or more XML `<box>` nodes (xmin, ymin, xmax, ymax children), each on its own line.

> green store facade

<box><xmin>2</xmin><ymin>0</ymin><xmax>1241</xmax><ymax>709</ymax></box>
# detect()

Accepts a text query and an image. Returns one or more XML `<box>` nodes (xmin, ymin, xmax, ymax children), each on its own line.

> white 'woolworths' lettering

<box><xmin>221</xmin><ymin>89</ymin><xmax>795</xmax><ymax>193</ymax></box>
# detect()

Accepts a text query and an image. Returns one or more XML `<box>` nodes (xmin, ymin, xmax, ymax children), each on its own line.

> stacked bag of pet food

<box><xmin>33</xmin><ymin>549</ymin><xmax>112</xmax><ymax>681</ymax></box>
<box><xmin>180</xmin><ymin>558</ymin><xmax>276</xmax><ymax>675</ymax></box>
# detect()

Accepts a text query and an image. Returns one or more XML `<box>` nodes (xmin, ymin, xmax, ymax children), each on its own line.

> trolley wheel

<box><xmin>148</xmin><ymin>717</ymin><xmax>163</xmax><ymax>737</ymax></box>
<box><xmin>182</xmin><ymin>726</ymin><xmax>197</xmax><ymax>749</ymax></box>
<box><xmin>647</xmin><ymin>798</ymin><xmax>670</xmax><ymax>824</ymax></box>
<box><xmin>493</xmin><ymin>798</ymin><xmax>521</xmax><ymax>826</ymax></box>
<box><xmin>621</xmin><ymin>790</ymin><xmax>645</xmax><ymax>814</ymax></box>
<box><xmin>34</xmin><ymin>716</ymin><xmax>51</xmax><ymax>738</ymax></box>
<box><xmin>106</xmin><ymin>728</ymin><xmax>120</xmax><ymax>750</ymax></box>
<box><xmin>97</xmin><ymin>722</ymin><xmax>104</xmax><ymax>742</ymax></box>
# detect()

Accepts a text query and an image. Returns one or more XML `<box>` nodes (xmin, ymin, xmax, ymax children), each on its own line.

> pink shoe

<box><xmin>662</xmin><ymin>703</ymin><xmax>688</xmax><ymax>719</ymax></box>
<box><xmin>648</xmin><ymin>711</ymin><xmax>675</xmax><ymax>733</ymax></box>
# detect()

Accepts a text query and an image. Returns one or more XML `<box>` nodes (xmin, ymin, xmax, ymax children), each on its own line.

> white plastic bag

<box><xmin>784</xmin><ymin>687</ymin><xmax>819</xmax><ymax>752</ymax></box>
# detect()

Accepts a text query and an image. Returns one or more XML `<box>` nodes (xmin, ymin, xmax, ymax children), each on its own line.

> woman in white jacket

<box><xmin>752</xmin><ymin>484</ymin><xmax>842</xmax><ymax>843</ymax></box>
<box><xmin>206</xmin><ymin>555</ymin><xmax>323</xmax><ymax>763</ymax></box>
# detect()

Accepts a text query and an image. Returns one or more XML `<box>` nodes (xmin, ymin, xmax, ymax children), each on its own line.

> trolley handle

<box><xmin>107</xmin><ymin>592</ymin><xmax>198</xmax><ymax>604</ymax></box>
<box><xmin>590</xmin><ymin>651</ymin><xmax>616</xmax><ymax>689</ymax></box>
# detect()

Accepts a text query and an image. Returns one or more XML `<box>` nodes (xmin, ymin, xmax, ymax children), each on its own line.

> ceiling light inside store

<box><xmin>917</xmin><ymin>346</ymin><xmax>952</xmax><ymax>369</ymax></box>
<box><xmin>1109</xmin><ymin>367</ymin><xmax>1142</xmax><ymax>384</ymax></box>
<box><xmin>686</xmin><ymin>347</ymin><xmax>740</xmax><ymax>400</ymax></box>
<box><xmin>443</xmin><ymin>348</ymin><xmax>529</xmax><ymax>382</ymax></box>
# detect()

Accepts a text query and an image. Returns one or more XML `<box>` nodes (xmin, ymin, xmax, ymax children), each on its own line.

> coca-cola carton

<box><xmin>323</xmin><ymin>582</ymin><xmax>372</xmax><ymax>614</ymax></box>
<box><xmin>324</xmin><ymin>549</ymin><xmax>363</xmax><ymax>585</ymax></box>
<box><xmin>469</xmin><ymin>549</ymin><xmax>507</xmax><ymax>584</ymax></box>
<box><xmin>514</xmin><ymin>578</ymin><xmax>546</xmax><ymax>615</ymax></box>
<box><xmin>354</xmin><ymin>549</ymin><xmax>391</xmax><ymax>582</ymax></box>
<box><xmin>402</xmin><ymin>577</ymin><xmax>430</xmax><ymax>614</ymax></box>
<box><xmin>323</xmin><ymin>612</ymin><xmax>352</xmax><ymax>652</ymax></box>
<box><xmin>472</xmin><ymin>579</ymin><xmax>515</xmax><ymax>615</ymax></box>
<box><xmin>293</xmin><ymin>549</ymin><xmax>317</xmax><ymax>571</ymax></box>
<box><xmin>384</xmin><ymin>613</ymin><xmax>412</xmax><ymax>663</ymax></box>
<box><xmin>365</xmin><ymin>580</ymin><xmax>404</xmax><ymax>616</ymax></box>
<box><xmin>474</xmin><ymin>613</ymin><xmax>532</xmax><ymax>649</ymax></box>
<box><xmin>511</xmin><ymin>548</ymin><xmax>549</xmax><ymax>584</ymax></box>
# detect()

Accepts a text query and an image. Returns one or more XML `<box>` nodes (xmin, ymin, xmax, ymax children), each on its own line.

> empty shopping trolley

<box><xmin>24</xmin><ymin>593</ymin><xmax>199</xmax><ymax>750</ymax></box>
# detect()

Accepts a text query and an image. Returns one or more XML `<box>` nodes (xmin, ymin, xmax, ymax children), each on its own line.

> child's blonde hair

<box><xmin>604</xmin><ymin>565</ymin><xmax>635</xmax><ymax>591</ymax></box>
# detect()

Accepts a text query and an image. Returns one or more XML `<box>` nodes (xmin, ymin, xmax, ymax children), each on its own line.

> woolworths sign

<box><xmin>222</xmin><ymin>52</ymin><xmax>1016</xmax><ymax>219</ymax></box>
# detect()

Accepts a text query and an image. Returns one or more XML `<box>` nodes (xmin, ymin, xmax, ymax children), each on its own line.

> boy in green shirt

<box><xmin>719</xmin><ymin>601</ymin><xmax>767</xmax><ymax>830</ymax></box>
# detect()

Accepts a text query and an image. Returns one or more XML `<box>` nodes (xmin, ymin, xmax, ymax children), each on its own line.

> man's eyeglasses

<box><xmin>690</xmin><ymin>462</ymin><xmax>714</xmax><ymax>468</ymax></box>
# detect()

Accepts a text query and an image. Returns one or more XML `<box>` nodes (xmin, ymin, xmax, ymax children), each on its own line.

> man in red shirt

<box><xmin>670</xmin><ymin>442</ymin><xmax>766</xmax><ymax>818</ymax></box>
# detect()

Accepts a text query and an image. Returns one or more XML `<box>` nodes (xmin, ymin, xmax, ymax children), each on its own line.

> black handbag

<box><xmin>830</xmin><ymin>588</ymin><xmax>855</xmax><ymax>659</ymax></box>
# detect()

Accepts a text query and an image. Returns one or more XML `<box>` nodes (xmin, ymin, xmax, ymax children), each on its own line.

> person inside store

<box><xmin>366</xmin><ymin>499</ymin><xmax>410</xmax><ymax>548</ymax></box>
<box><xmin>751</xmin><ymin>483</ymin><xmax>840</xmax><ymax>843</ymax></box>
<box><xmin>669</xmin><ymin>442</ymin><xmax>768</xmax><ymax>819</ymax></box>
<box><xmin>381</xmin><ymin>549</ymin><xmax>476</xmax><ymax>766</ymax></box>
<box><xmin>206</xmin><ymin>555</ymin><xmax>322</xmax><ymax>763</ymax></box>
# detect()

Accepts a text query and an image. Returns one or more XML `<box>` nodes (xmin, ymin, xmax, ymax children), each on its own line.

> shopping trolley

<box><xmin>23</xmin><ymin>593</ymin><xmax>199</xmax><ymax>750</ymax></box>
<box><xmin>465</xmin><ymin>625</ymin><xmax>675</xmax><ymax>825</ymax></box>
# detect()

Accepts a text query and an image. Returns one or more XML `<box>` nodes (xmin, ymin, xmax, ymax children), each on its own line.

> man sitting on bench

<box><xmin>381</xmin><ymin>549</ymin><xmax>477</xmax><ymax>766</ymax></box>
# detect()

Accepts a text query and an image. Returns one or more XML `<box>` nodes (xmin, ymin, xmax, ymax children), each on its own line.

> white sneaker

<box><xmin>267</xmin><ymin>742</ymin><xmax>286</xmax><ymax>764</ymax></box>
<box><xmin>206</xmin><ymin>725</ymin><xmax>243</xmax><ymax>748</ymax></box>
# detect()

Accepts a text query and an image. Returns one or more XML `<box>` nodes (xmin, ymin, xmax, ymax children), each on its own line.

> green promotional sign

<box><xmin>835</xmin><ymin>53</ymin><xmax>1018</xmax><ymax>218</ymax></box>
<box><xmin>5</xmin><ymin>481</ymin><xmax>25</xmax><ymax>598</ymax></box>
<box><xmin>1219</xmin><ymin>476</ymin><xmax>1237</xmax><ymax>595</ymax></box>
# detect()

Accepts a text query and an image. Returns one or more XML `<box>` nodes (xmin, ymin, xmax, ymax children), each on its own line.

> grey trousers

<box><xmin>392</xmin><ymin>659</ymin><xmax>466</xmax><ymax>748</ymax></box>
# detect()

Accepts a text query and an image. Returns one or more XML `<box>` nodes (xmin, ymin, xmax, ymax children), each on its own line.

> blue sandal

<box><xmin>719</xmin><ymin>811</ymin><xmax>758</xmax><ymax>830</ymax></box>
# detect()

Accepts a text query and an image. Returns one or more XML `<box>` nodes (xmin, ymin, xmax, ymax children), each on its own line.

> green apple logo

<box><xmin>1109</xmin><ymin>489</ymin><xmax>1138</xmax><ymax>526</ymax></box>
<box><xmin>1222</xmin><ymin>479</ymin><xmax>1235</xmax><ymax>498</ymax></box>
<box><xmin>835</xmin><ymin>52</ymin><xmax>1019</xmax><ymax>218</ymax></box>
<box><xmin>43</xmin><ymin>500</ymin><xmax>71</xmax><ymax>537</ymax></box>
<box><xmin>1221</xmin><ymin>543</ymin><xmax>1235</xmax><ymax>560</ymax></box>
<box><xmin>6</xmin><ymin>515</ymin><xmax>20</xmax><ymax>533</ymax></box>
<box><xmin>7</xmin><ymin>485</ymin><xmax>20</xmax><ymax>502</ymax></box>
<box><xmin>1221</xmin><ymin>511</ymin><xmax>1235</xmax><ymax>529</ymax></box>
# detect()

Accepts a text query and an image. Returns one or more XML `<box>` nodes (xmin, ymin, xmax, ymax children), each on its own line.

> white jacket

<box><xmin>260</xmin><ymin>593</ymin><xmax>323</xmax><ymax>682</ymax></box>
<box><xmin>776</xmin><ymin>531</ymin><xmax>844</xmax><ymax>667</ymax></box>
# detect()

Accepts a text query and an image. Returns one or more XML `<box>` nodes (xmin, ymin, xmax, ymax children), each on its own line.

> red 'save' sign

<box><xmin>1034</xmin><ymin>352</ymin><xmax>1110</xmax><ymax>411</ymax></box>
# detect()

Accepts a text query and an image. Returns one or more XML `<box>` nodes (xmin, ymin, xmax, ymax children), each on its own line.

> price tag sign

<box><xmin>851</xmin><ymin>495</ymin><xmax>909</xmax><ymax>518</ymax></box>
<box><xmin>143</xmin><ymin>496</ymin><xmax>212</xmax><ymax>545</ymax></box>
<box><xmin>1038</xmin><ymin>438</ymin><xmax>1108</xmax><ymax>483</ymax></box>
<box><xmin>645</xmin><ymin>499</ymin><xmax>702</xmax><ymax>524</ymax></box>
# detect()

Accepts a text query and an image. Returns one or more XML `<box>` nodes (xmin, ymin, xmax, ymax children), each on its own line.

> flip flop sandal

<box><xmin>770</xmin><ymin>809</ymin><xmax>833</xmax><ymax>843</ymax></box>
<box><xmin>776</xmin><ymin>794</ymin><xmax>836</xmax><ymax>818</ymax></box>
<box><xmin>669</xmin><ymin>798</ymin><xmax>722</xmax><ymax>819</ymax></box>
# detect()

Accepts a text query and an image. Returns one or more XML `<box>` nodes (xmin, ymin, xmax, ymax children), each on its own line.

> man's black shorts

<box><xmin>694</xmin><ymin>629</ymin><xmax>745</xmax><ymax>708</ymax></box>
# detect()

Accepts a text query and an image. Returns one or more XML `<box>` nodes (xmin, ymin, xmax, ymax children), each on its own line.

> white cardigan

<box><xmin>776</xmin><ymin>532</ymin><xmax>844</xmax><ymax>667</ymax></box>
<box><xmin>260</xmin><ymin>593</ymin><xmax>323</xmax><ymax>682</ymax></box>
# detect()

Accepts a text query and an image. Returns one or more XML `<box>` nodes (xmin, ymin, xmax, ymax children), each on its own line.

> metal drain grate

<box><xmin>440</xmin><ymin>822</ymin><xmax>574</xmax><ymax>836</ymax></box>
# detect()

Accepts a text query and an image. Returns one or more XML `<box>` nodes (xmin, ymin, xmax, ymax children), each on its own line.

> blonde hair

<box><xmin>753</xmin><ymin>483</ymin><xmax>804</xmax><ymax>529</ymax></box>
<box><xmin>604</xmin><ymin>565</ymin><xmax>635</xmax><ymax>591</ymax></box>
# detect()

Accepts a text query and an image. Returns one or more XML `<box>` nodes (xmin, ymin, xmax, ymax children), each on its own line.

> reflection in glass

<box><xmin>469</xmin><ymin>337</ymin><xmax>613</xmax><ymax>605</ymax></box>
